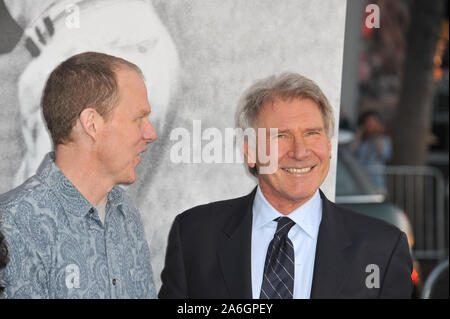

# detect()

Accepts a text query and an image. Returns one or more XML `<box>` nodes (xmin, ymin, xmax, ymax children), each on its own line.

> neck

<box><xmin>258</xmin><ymin>183</ymin><xmax>313</xmax><ymax>215</ymax></box>
<box><xmin>55</xmin><ymin>144</ymin><xmax>112</xmax><ymax>206</ymax></box>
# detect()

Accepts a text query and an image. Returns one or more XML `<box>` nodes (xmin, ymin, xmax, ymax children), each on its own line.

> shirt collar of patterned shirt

<box><xmin>36</xmin><ymin>152</ymin><xmax>125</xmax><ymax>218</ymax></box>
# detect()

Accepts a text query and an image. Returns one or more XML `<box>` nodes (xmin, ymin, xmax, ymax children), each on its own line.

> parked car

<box><xmin>335</xmin><ymin>142</ymin><xmax>421</xmax><ymax>297</ymax></box>
<box><xmin>421</xmin><ymin>259</ymin><xmax>448</xmax><ymax>299</ymax></box>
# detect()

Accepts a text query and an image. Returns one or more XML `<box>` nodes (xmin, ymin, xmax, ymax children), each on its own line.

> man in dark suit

<box><xmin>159</xmin><ymin>73</ymin><xmax>413</xmax><ymax>299</ymax></box>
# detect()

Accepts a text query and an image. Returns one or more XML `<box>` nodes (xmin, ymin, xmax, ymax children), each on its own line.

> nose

<box><xmin>143</xmin><ymin>118</ymin><xmax>158</xmax><ymax>143</ymax></box>
<box><xmin>288</xmin><ymin>135</ymin><xmax>310</xmax><ymax>160</ymax></box>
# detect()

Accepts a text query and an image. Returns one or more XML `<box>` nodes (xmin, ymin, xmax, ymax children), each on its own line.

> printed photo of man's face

<box><xmin>4</xmin><ymin>0</ymin><xmax>179</xmax><ymax>186</ymax></box>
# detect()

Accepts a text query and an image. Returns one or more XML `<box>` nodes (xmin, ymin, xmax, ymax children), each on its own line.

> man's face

<box><xmin>252</xmin><ymin>97</ymin><xmax>331</xmax><ymax>212</ymax></box>
<box><xmin>96</xmin><ymin>68</ymin><xmax>157</xmax><ymax>185</ymax></box>
<box><xmin>364</xmin><ymin>115</ymin><xmax>384</xmax><ymax>136</ymax></box>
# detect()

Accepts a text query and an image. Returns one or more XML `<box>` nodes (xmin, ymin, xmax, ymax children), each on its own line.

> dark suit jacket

<box><xmin>159</xmin><ymin>189</ymin><xmax>413</xmax><ymax>299</ymax></box>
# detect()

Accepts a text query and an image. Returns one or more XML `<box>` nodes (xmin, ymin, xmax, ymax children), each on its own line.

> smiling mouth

<box><xmin>281</xmin><ymin>166</ymin><xmax>314</xmax><ymax>174</ymax></box>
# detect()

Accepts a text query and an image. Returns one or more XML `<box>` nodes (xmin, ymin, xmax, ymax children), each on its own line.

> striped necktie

<box><xmin>260</xmin><ymin>217</ymin><xmax>296</xmax><ymax>299</ymax></box>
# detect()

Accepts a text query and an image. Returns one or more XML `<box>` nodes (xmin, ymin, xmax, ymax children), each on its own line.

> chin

<box><xmin>128</xmin><ymin>176</ymin><xmax>138</xmax><ymax>185</ymax></box>
<box><xmin>119</xmin><ymin>173</ymin><xmax>138</xmax><ymax>185</ymax></box>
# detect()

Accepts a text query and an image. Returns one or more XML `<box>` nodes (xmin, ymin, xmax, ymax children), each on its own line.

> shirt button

<box><xmin>112</xmin><ymin>278</ymin><xmax>117</xmax><ymax>286</ymax></box>
<box><xmin>89</xmin><ymin>208</ymin><xmax>94</xmax><ymax>214</ymax></box>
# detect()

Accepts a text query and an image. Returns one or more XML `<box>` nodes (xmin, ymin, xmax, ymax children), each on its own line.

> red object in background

<box><xmin>412</xmin><ymin>268</ymin><xmax>420</xmax><ymax>285</ymax></box>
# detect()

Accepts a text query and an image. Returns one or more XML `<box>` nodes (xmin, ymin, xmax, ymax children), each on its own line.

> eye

<box><xmin>136</xmin><ymin>116</ymin><xmax>145</xmax><ymax>124</ymax></box>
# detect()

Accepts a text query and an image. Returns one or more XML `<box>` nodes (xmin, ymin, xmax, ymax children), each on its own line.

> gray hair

<box><xmin>235</xmin><ymin>72</ymin><xmax>334</xmax><ymax>176</ymax></box>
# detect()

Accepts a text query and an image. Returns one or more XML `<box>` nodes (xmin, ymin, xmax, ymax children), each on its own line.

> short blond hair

<box><xmin>42</xmin><ymin>51</ymin><xmax>143</xmax><ymax>147</ymax></box>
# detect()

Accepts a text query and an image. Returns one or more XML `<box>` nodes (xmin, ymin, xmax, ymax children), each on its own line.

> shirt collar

<box><xmin>36</xmin><ymin>152</ymin><xmax>124</xmax><ymax>217</ymax></box>
<box><xmin>252</xmin><ymin>185</ymin><xmax>322</xmax><ymax>239</ymax></box>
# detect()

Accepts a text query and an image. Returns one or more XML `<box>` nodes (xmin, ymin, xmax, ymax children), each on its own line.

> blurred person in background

<box><xmin>358</xmin><ymin>0</ymin><xmax>410</xmax><ymax>119</ymax></box>
<box><xmin>351</xmin><ymin>110</ymin><xmax>392</xmax><ymax>193</ymax></box>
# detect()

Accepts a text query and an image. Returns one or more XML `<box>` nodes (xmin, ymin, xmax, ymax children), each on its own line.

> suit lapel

<box><xmin>310</xmin><ymin>191</ymin><xmax>352</xmax><ymax>298</ymax></box>
<box><xmin>218</xmin><ymin>188</ymin><xmax>256</xmax><ymax>299</ymax></box>
<box><xmin>216</xmin><ymin>189</ymin><xmax>352</xmax><ymax>298</ymax></box>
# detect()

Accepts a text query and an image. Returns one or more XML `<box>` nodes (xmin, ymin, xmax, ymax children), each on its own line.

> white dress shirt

<box><xmin>251</xmin><ymin>186</ymin><xmax>322</xmax><ymax>299</ymax></box>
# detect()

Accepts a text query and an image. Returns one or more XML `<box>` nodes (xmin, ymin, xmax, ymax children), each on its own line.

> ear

<box><xmin>78</xmin><ymin>108</ymin><xmax>101</xmax><ymax>141</ymax></box>
<box><xmin>244</xmin><ymin>140</ymin><xmax>256</xmax><ymax>168</ymax></box>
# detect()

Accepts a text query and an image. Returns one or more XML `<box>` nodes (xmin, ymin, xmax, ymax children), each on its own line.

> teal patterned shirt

<box><xmin>0</xmin><ymin>153</ymin><xmax>156</xmax><ymax>298</ymax></box>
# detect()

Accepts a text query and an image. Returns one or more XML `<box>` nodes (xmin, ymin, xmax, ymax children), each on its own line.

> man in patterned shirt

<box><xmin>0</xmin><ymin>51</ymin><xmax>158</xmax><ymax>298</ymax></box>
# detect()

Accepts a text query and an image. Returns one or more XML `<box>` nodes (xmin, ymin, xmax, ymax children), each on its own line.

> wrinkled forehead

<box><xmin>257</xmin><ymin>95</ymin><xmax>328</xmax><ymax>128</ymax></box>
